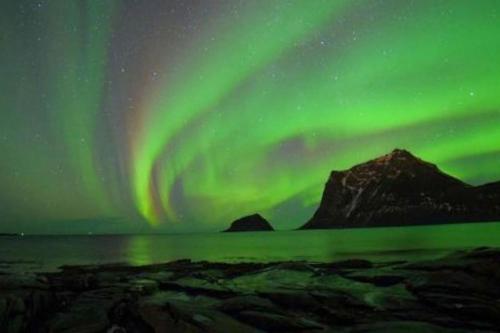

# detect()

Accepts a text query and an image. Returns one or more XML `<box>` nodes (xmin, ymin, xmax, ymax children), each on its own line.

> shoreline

<box><xmin>1</xmin><ymin>247</ymin><xmax>500</xmax><ymax>332</ymax></box>
<box><xmin>2</xmin><ymin>219</ymin><xmax>500</xmax><ymax>237</ymax></box>
<box><xmin>0</xmin><ymin>246</ymin><xmax>456</xmax><ymax>276</ymax></box>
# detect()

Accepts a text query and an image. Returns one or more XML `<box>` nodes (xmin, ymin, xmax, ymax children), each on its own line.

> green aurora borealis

<box><xmin>1</xmin><ymin>0</ymin><xmax>500</xmax><ymax>233</ymax></box>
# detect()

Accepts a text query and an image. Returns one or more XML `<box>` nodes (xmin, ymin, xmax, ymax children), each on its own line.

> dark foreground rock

<box><xmin>301</xmin><ymin>149</ymin><xmax>500</xmax><ymax>229</ymax></box>
<box><xmin>223</xmin><ymin>214</ymin><xmax>274</xmax><ymax>232</ymax></box>
<box><xmin>2</xmin><ymin>248</ymin><xmax>500</xmax><ymax>332</ymax></box>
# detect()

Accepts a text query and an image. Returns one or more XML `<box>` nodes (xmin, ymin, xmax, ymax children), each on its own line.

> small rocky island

<box><xmin>301</xmin><ymin>149</ymin><xmax>500</xmax><ymax>229</ymax></box>
<box><xmin>223</xmin><ymin>214</ymin><xmax>274</xmax><ymax>232</ymax></box>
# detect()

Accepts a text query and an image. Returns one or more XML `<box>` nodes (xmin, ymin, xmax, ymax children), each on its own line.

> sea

<box><xmin>1</xmin><ymin>221</ymin><xmax>500</xmax><ymax>273</ymax></box>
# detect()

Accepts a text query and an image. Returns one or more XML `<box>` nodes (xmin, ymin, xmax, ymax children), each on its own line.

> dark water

<box><xmin>1</xmin><ymin>222</ymin><xmax>500</xmax><ymax>272</ymax></box>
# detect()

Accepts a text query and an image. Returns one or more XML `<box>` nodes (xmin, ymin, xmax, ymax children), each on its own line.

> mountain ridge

<box><xmin>300</xmin><ymin>149</ymin><xmax>500</xmax><ymax>229</ymax></box>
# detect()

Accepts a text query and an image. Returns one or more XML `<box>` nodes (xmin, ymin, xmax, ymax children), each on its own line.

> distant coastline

<box><xmin>0</xmin><ymin>233</ymin><xmax>20</xmax><ymax>237</ymax></box>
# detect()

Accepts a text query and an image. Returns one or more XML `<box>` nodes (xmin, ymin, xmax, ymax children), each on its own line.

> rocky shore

<box><xmin>2</xmin><ymin>247</ymin><xmax>500</xmax><ymax>332</ymax></box>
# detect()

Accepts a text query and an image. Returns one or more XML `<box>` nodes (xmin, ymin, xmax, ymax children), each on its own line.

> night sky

<box><xmin>1</xmin><ymin>0</ymin><xmax>500</xmax><ymax>234</ymax></box>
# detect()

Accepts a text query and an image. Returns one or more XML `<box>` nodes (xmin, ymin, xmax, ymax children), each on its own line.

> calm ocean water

<box><xmin>1</xmin><ymin>221</ymin><xmax>500</xmax><ymax>273</ymax></box>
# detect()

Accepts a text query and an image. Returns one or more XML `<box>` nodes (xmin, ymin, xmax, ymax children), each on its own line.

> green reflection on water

<box><xmin>121</xmin><ymin>222</ymin><xmax>500</xmax><ymax>266</ymax></box>
<box><xmin>126</xmin><ymin>235</ymin><xmax>155</xmax><ymax>266</ymax></box>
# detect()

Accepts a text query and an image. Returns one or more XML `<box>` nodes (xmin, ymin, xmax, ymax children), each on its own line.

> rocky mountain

<box><xmin>301</xmin><ymin>149</ymin><xmax>500</xmax><ymax>229</ymax></box>
<box><xmin>224</xmin><ymin>214</ymin><xmax>274</xmax><ymax>232</ymax></box>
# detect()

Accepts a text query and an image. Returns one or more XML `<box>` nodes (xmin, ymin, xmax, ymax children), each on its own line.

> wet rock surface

<box><xmin>2</xmin><ymin>248</ymin><xmax>500</xmax><ymax>332</ymax></box>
